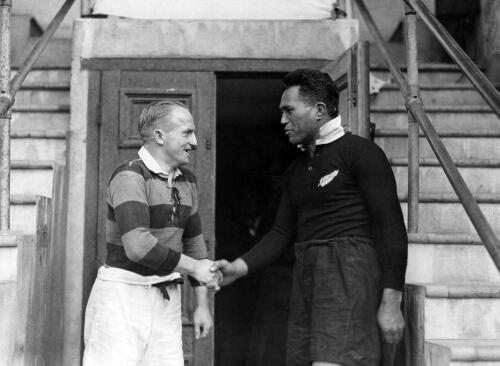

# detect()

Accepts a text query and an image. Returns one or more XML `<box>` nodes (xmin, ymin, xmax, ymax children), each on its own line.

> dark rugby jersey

<box><xmin>242</xmin><ymin>133</ymin><xmax>408</xmax><ymax>290</ymax></box>
<box><xmin>106</xmin><ymin>158</ymin><xmax>207</xmax><ymax>277</ymax></box>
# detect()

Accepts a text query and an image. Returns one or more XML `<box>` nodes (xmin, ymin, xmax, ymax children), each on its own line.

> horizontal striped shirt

<box><xmin>105</xmin><ymin>150</ymin><xmax>207</xmax><ymax>277</ymax></box>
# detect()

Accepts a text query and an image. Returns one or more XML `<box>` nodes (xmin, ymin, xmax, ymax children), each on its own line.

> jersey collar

<box><xmin>138</xmin><ymin>146</ymin><xmax>182</xmax><ymax>181</ymax></box>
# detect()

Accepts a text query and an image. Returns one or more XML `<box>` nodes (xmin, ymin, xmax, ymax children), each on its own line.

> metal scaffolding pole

<box><xmin>0</xmin><ymin>0</ymin><xmax>12</xmax><ymax>233</ymax></box>
<box><xmin>404</xmin><ymin>5</ymin><xmax>420</xmax><ymax>233</ymax></box>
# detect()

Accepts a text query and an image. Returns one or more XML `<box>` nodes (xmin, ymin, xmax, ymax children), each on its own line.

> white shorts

<box><xmin>83</xmin><ymin>266</ymin><xmax>183</xmax><ymax>366</ymax></box>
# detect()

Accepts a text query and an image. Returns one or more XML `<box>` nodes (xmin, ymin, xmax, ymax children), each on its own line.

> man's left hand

<box><xmin>193</xmin><ymin>305</ymin><xmax>213</xmax><ymax>340</ymax></box>
<box><xmin>377</xmin><ymin>288</ymin><xmax>404</xmax><ymax>344</ymax></box>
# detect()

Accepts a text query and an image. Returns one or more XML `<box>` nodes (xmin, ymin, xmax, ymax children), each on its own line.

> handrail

<box><xmin>0</xmin><ymin>0</ymin><xmax>75</xmax><ymax>232</ymax></box>
<box><xmin>404</xmin><ymin>0</ymin><xmax>500</xmax><ymax>119</ymax></box>
<box><xmin>351</xmin><ymin>0</ymin><xmax>500</xmax><ymax>272</ymax></box>
<box><xmin>404</xmin><ymin>5</ymin><xmax>420</xmax><ymax>233</ymax></box>
<box><xmin>2</xmin><ymin>0</ymin><xmax>76</xmax><ymax>115</ymax></box>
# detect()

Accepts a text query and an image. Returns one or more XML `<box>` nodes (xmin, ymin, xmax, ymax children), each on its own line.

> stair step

<box><xmin>10</xmin><ymin>204</ymin><xmax>35</xmax><ymax>234</ymax></box>
<box><xmin>371</xmin><ymin>63</ymin><xmax>470</xmax><ymax>84</ymax></box>
<box><xmin>393</xmin><ymin>166</ymin><xmax>500</xmax><ymax>196</ymax></box>
<box><xmin>372</xmin><ymin>84</ymin><xmax>488</xmax><ymax>106</ymax></box>
<box><xmin>407</xmin><ymin>241</ymin><xmax>499</xmax><ymax>283</ymax></box>
<box><xmin>11</xmin><ymin>68</ymin><xmax>71</xmax><ymax>84</ymax></box>
<box><xmin>11</xmin><ymin>111</ymin><xmax>70</xmax><ymax>131</ymax></box>
<box><xmin>11</xmin><ymin>136</ymin><xmax>66</xmax><ymax>161</ymax></box>
<box><xmin>0</xmin><ymin>236</ymin><xmax>20</xmax><ymax>281</ymax></box>
<box><xmin>377</xmin><ymin>135</ymin><xmax>500</xmax><ymax>161</ymax></box>
<box><xmin>427</xmin><ymin>339</ymin><xmax>500</xmax><ymax>365</ymax></box>
<box><xmin>14</xmin><ymin>88</ymin><xmax>70</xmax><ymax>106</ymax></box>
<box><xmin>371</xmin><ymin>107</ymin><xmax>499</xmax><ymax>132</ymax></box>
<box><xmin>400</xmin><ymin>202</ymin><xmax>500</xmax><ymax>236</ymax></box>
<box><xmin>390</xmin><ymin>158</ymin><xmax>500</xmax><ymax>168</ymax></box>
<box><xmin>399</xmin><ymin>193</ymin><xmax>500</xmax><ymax>203</ymax></box>
<box><xmin>410</xmin><ymin>283</ymin><xmax>500</xmax><ymax>340</ymax></box>
<box><xmin>11</xmin><ymin>162</ymin><xmax>53</xmax><ymax>197</ymax></box>
<box><xmin>375</xmin><ymin>129</ymin><xmax>500</xmax><ymax>138</ymax></box>
<box><xmin>408</xmin><ymin>233</ymin><xmax>482</xmax><ymax>244</ymax></box>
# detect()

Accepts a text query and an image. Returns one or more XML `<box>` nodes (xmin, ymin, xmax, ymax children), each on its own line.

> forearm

<box><xmin>174</xmin><ymin>254</ymin><xmax>198</xmax><ymax>276</ymax></box>
<box><xmin>194</xmin><ymin>285</ymin><xmax>209</xmax><ymax>307</ymax></box>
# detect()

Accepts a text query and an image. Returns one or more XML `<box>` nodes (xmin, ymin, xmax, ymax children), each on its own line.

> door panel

<box><xmin>321</xmin><ymin>41</ymin><xmax>370</xmax><ymax>138</ymax></box>
<box><xmin>98</xmin><ymin>70</ymin><xmax>216</xmax><ymax>366</ymax></box>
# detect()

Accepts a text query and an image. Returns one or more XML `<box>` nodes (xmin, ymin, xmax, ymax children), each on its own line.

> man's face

<box><xmin>156</xmin><ymin>107</ymin><xmax>197</xmax><ymax>168</ymax></box>
<box><xmin>279</xmin><ymin>86</ymin><xmax>318</xmax><ymax>145</ymax></box>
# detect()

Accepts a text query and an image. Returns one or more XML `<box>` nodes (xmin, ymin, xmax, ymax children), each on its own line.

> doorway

<box><xmin>214</xmin><ymin>72</ymin><xmax>298</xmax><ymax>366</ymax></box>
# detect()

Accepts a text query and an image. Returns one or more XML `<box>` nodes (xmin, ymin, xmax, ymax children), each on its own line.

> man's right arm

<box><xmin>109</xmin><ymin>169</ymin><xmax>218</xmax><ymax>285</ymax></box>
<box><xmin>212</xmin><ymin>189</ymin><xmax>296</xmax><ymax>284</ymax></box>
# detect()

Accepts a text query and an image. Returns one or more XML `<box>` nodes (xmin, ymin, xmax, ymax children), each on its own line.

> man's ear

<box><xmin>316</xmin><ymin>102</ymin><xmax>327</xmax><ymax>120</ymax></box>
<box><xmin>154</xmin><ymin>129</ymin><xmax>164</xmax><ymax>145</ymax></box>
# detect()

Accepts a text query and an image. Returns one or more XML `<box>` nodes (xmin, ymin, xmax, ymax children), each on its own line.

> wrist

<box><xmin>233</xmin><ymin>258</ymin><xmax>249</xmax><ymax>278</ymax></box>
<box><xmin>175</xmin><ymin>254</ymin><xmax>196</xmax><ymax>276</ymax></box>
<box><xmin>381</xmin><ymin>288</ymin><xmax>402</xmax><ymax>308</ymax></box>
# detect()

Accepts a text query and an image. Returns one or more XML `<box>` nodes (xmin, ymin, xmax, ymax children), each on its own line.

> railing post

<box><xmin>404</xmin><ymin>5</ymin><xmax>420</xmax><ymax>233</ymax></box>
<box><xmin>81</xmin><ymin>0</ymin><xmax>92</xmax><ymax>17</ymax></box>
<box><xmin>0</xmin><ymin>0</ymin><xmax>12</xmax><ymax>233</ymax></box>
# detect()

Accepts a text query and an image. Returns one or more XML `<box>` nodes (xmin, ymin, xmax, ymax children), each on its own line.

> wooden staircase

<box><xmin>372</xmin><ymin>64</ymin><xmax>500</xmax><ymax>366</ymax></box>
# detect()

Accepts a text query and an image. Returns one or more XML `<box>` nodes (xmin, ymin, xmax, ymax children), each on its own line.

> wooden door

<box><xmin>321</xmin><ymin>41</ymin><xmax>371</xmax><ymax>138</ymax></box>
<box><xmin>98</xmin><ymin>70</ymin><xmax>216</xmax><ymax>366</ymax></box>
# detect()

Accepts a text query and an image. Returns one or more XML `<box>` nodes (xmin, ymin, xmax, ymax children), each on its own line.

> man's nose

<box><xmin>280</xmin><ymin>113</ymin><xmax>288</xmax><ymax>125</ymax></box>
<box><xmin>189</xmin><ymin>134</ymin><xmax>198</xmax><ymax>147</ymax></box>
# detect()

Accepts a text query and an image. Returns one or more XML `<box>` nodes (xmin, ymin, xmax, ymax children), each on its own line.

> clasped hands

<box><xmin>192</xmin><ymin>258</ymin><xmax>246</xmax><ymax>291</ymax></box>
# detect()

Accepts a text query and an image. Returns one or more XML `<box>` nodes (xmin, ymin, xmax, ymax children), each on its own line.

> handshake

<box><xmin>188</xmin><ymin>258</ymin><xmax>249</xmax><ymax>291</ymax></box>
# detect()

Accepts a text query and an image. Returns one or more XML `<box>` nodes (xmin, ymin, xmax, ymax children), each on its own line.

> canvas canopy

<box><xmin>93</xmin><ymin>0</ymin><xmax>336</xmax><ymax>20</ymax></box>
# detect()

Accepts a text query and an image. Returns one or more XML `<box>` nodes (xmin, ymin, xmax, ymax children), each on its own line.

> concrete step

<box><xmin>371</xmin><ymin>106</ymin><xmax>499</xmax><ymax>133</ymax></box>
<box><xmin>392</xmin><ymin>166</ymin><xmax>500</xmax><ymax>196</ymax></box>
<box><xmin>11</xmin><ymin>131</ymin><xmax>67</xmax><ymax>161</ymax></box>
<box><xmin>400</xmin><ymin>202</ymin><xmax>500</xmax><ymax>235</ymax></box>
<box><xmin>11</xmin><ymin>68</ymin><xmax>71</xmax><ymax>84</ymax></box>
<box><xmin>370</xmin><ymin>64</ymin><xmax>471</xmax><ymax>85</ymax></box>
<box><xmin>376</xmin><ymin>131</ymin><xmax>500</xmax><ymax>161</ymax></box>
<box><xmin>11</xmin><ymin>105</ymin><xmax>70</xmax><ymax>131</ymax></box>
<box><xmin>0</xmin><ymin>235</ymin><xmax>19</xmax><ymax>282</ymax></box>
<box><xmin>10</xmin><ymin>203</ymin><xmax>36</xmax><ymax>234</ymax></box>
<box><xmin>9</xmin><ymin>160</ymin><xmax>53</xmax><ymax>235</ymax></box>
<box><xmin>372</xmin><ymin>84</ymin><xmax>488</xmax><ymax>106</ymax></box>
<box><xmin>13</xmin><ymin>38</ymin><xmax>71</xmax><ymax>68</ymax></box>
<box><xmin>14</xmin><ymin>82</ymin><xmax>70</xmax><ymax>106</ymax></box>
<box><xmin>413</xmin><ymin>283</ymin><xmax>500</xmax><ymax>340</ymax></box>
<box><xmin>426</xmin><ymin>339</ymin><xmax>500</xmax><ymax>366</ymax></box>
<box><xmin>406</xmin><ymin>233</ymin><xmax>500</xmax><ymax>283</ymax></box>
<box><xmin>10</xmin><ymin>160</ymin><xmax>53</xmax><ymax>197</ymax></box>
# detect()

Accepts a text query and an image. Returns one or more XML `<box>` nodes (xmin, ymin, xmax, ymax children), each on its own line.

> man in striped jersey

<box><xmin>83</xmin><ymin>100</ymin><xmax>221</xmax><ymax>366</ymax></box>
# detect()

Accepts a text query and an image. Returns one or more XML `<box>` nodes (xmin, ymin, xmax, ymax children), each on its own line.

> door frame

<box><xmin>80</xmin><ymin>57</ymin><xmax>337</xmax><ymax>365</ymax></box>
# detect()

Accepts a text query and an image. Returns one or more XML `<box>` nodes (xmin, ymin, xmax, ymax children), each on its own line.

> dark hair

<box><xmin>282</xmin><ymin>69</ymin><xmax>339</xmax><ymax>118</ymax></box>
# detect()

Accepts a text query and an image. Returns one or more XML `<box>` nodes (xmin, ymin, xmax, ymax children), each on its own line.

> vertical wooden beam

<box><xmin>404</xmin><ymin>5</ymin><xmax>420</xmax><ymax>233</ymax></box>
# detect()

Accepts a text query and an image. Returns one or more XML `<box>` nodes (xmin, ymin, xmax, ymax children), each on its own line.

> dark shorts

<box><xmin>286</xmin><ymin>237</ymin><xmax>382</xmax><ymax>366</ymax></box>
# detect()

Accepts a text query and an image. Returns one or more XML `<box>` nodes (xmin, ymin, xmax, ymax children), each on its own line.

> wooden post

<box><xmin>404</xmin><ymin>5</ymin><xmax>420</xmax><ymax>233</ymax></box>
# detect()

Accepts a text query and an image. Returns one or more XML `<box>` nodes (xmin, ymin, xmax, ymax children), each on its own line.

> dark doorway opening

<box><xmin>214</xmin><ymin>72</ymin><xmax>298</xmax><ymax>366</ymax></box>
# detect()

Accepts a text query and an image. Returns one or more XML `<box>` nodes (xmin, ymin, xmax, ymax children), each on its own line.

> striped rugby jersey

<box><xmin>105</xmin><ymin>153</ymin><xmax>207</xmax><ymax>277</ymax></box>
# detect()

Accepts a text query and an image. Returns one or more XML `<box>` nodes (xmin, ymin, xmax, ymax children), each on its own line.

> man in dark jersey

<box><xmin>212</xmin><ymin>69</ymin><xmax>408</xmax><ymax>366</ymax></box>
